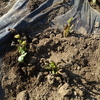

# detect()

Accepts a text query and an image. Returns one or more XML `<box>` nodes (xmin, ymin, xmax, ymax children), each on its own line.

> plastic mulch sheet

<box><xmin>1</xmin><ymin>0</ymin><xmax>100</xmax><ymax>56</ymax></box>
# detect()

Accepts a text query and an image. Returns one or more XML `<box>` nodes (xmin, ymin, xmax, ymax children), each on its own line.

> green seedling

<box><xmin>92</xmin><ymin>0</ymin><xmax>96</xmax><ymax>4</ymax></box>
<box><xmin>18</xmin><ymin>53</ymin><xmax>27</xmax><ymax>62</ymax></box>
<box><xmin>14</xmin><ymin>34</ymin><xmax>27</xmax><ymax>63</ymax></box>
<box><xmin>14</xmin><ymin>34</ymin><xmax>20</xmax><ymax>38</ymax></box>
<box><xmin>63</xmin><ymin>17</ymin><xmax>73</xmax><ymax>37</ymax></box>
<box><xmin>18</xmin><ymin>46</ymin><xmax>26</xmax><ymax>54</ymax></box>
<box><xmin>43</xmin><ymin>61</ymin><xmax>60</xmax><ymax>74</ymax></box>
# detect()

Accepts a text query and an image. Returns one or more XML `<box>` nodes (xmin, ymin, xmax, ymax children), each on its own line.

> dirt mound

<box><xmin>2</xmin><ymin>28</ymin><xmax>100</xmax><ymax>100</ymax></box>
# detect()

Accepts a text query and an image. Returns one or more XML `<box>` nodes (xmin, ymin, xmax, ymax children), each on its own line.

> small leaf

<box><xmin>52</xmin><ymin>71</ymin><xmax>55</xmax><ymax>74</ymax></box>
<box><xmin>21</xmin><ymin>41</ymin><xmax>27</xmax><ymax>46</ymax></box>
<box><xmin>14</xmin><ymin>34</ymin><xmax>20</xmax><ymax>39</ymax></box>
<box><xmin>18</xmin><ymin>55</ymin><xmax>24</xmax><ymax>62</ymax></box>
<box><xmin>67</xmin><ymin>17</ymin><xmax>73</xmax><ymax>25</ymax></box>
<box><xmin>17</xmin><ymin>39</ymin><xmax>22</xmax><ymax>43</ymax></box>
<box><xmin>92</xmin><ymin>0</ymin><xmax>96</xmax><ymax>4</ymax></box>
<box><xmin>18</xmin><ymin>53</ymin><xmax>27</xmax><ymax>62</ymax></box>
<box><xmin>18</xmin><ymin>47</ymin><xmax>24</xmax><ymax>54</ymax></box>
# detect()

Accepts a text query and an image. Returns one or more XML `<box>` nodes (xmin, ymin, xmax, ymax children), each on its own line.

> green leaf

<box><xmin>67</xmin><ymin>17</ymin><xmax>73</xmax><ymax>25</ymax></box>
<box><xmin>21</xmin><ymin>41</ymin><xmax>27</xmax><ymax>46</ymax></box>
<box><xmin>17</xmin><ymin>39</ymin><xmax>22</xmax><ymax>43</ymax></box>
<box><xmin>52</xmin><ymin>71</ymin><xmax>55</xmax><ymax>74</ymax></box>
<box><xmin>14</xmin><ymin>34</ymin><xmax>20</xmax><ymax>39</ymax></box>
<box><xmin>18</xmin><ymin>53</ymin><xmax>27</xmax><ymax>62</ymax></box>
<box><xmin>92</xmin><ymin>0</ymin><xmax>96</xmax><ymax>4</ymax></box>
<box><xmin>49</xmin><ymin>62</ymin><xmax>57</xmax><ymax>68</ymax></box>
<box><xmin>18</xmin><ymin>47</ymin><xmax>27</xmax><ymax>54</ymax></box>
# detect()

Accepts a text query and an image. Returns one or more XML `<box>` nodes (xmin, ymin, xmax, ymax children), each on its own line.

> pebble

<box><xmin>77</xmin><ymin>66</ymin><xmax>81</xmax><ymax>70</ymax></box>
<box><xmin>47</xmin><ymin>74</ymin><xmax>55</xmax><ymax>85</ymax></box>
<box><xmin>75</xmin><ymin>88</ymin><xmax>84</xmax><ymax>97</ymax></box>
<box><xmin>37</xmin><ymin>72</ymin><xmax>43</xmax><ymax>82</ymax></box>
<box><xmin>81</xmin><ymin>78</ymin><xmax>87</xmax><ymax>84</ymax></box>
<box><xmin>78</xmin><ymin>89</ymin><xmax>84</xmax><ymax>97</ymax></box>
<box><xmin>58</xmin><ymin>83</ymin><xmax>72</xmax><ymax>96</ymax></box>
<box><xmin>74</xmin><ymin>91</ymin><xmax>77</xmax><ymax>96</ymax></box>
<box><xmin>56</xmin><ymin>34</ymin><xmax>62</xmax><ymax>38</ymax></box>
<box><xmin>56</xmin><ymin>76</ymin><xmax>62</xmax><ymax>83</ymax></box>
<box><xmin>11</xmin><ymin>41</ymin><xmax>15</xmax><ymax>46</ymax></box>
<box><xmin>16</xmin><ymin>90</ymin><xmax>29</xmax><ymax>100</ymax></box>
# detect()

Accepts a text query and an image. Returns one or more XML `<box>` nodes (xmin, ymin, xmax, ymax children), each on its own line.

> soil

<box><xmin>27</xmin><ymin>0</ymin><xmax>46</xmax><ymax>12</ymax></box>
<box><xmin>89</xmin><ymin>0</ymin><xmax>100</xmax><ymax>12</ymax></box>
<box><xmin>0</xmin><ymin>0</ymin><xmax>16</xmax><ymax>17</ymax></box>
<box><xmin>1</xmin><ymin>0</ymin><xmax>100</xmax><ymax>100</ymax></box>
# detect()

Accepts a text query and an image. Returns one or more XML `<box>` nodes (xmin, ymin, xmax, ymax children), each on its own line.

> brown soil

<box><xmin>27</xmin><ymin>0</ymin><xmax>46</xmax><ymax>12</ymax></box>
<box><xmin>1</xmin><ymin>0</ymin><xmax>100</xmax><ymax>100</ymax></box>
<box><xmin>89</xmin><ymin>0</ymin><xmax>100</xmax><ymax>12</ymax></box>
<box><xmin>2</xmin><ymin>27</ymin><xmax>100</xmax><ymax>100</ymax></box>
<box><xmin>0</xmin><ymin>0</ymin><xmax>16</xmax><ymax>17</ymax></box>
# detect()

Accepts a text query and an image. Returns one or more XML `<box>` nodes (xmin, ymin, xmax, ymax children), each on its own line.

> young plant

<box><xmin>43</xmin><ymin>61</ymin><xmax>60</xmax><ymax>74</ymax></box>
<box><xmin>14</xmin><ymin>34</ymin><xmax>27</xmax><ymax>62</ymax></box>
<box><xmin>92</xmin><ymin>0</ymin><xmax>96</xmax><ymax>4</ymax></box>
<box><xmin>63</xmin><ymin>17</ymin><xmax>73</xmax><ymax>37</ymax></box>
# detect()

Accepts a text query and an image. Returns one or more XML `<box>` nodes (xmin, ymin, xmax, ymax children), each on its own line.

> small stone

<box><xmin>70</xmin><ymin>43</ymin><xmax>74</xmax><ymax>46</ymax></box>
<box><xmin>57</xmin><ymin>46</ymin><xmax>62</xmax><ymax>51</ymax></box>
<box><xmin>37</xmin><ymin>72</ymin><xmax>43</xmax><ymax>82</ymax></box>
<box><xmin>50</xmin><ymin>34</ymin><xmax>55</xmax><ymax>38</ymax></box>
<box><xmin>74</xmin><ymin>91</ymin><xmax>77</xmax><ymax>96</ymax></box>
<box><xmin>81</xmin><ymin>78</ymin><xmax>87</xmax><ymax>84</ymax></box>
<box><xmin>22</xmin><ymin>67</ymin><xmax>27</xmax><ymax>74</ymax></box>
<box><xmin>56</xmin><ymin>34</ymin><xmax>62</xmax><ymax>38</ymax></box>
<box><xmin>23</xmin><ymin>36</ymin><xmax>27</xmax><ymax>40</ymax></box>
<box><xmin>58</xmin><ymin>83</ymin><xmax>72</xmax><ymax>96</ymax></box>
<box><xmin>11</xmin><ymin>41</ymin><xmax>15</xmax><ymax>46</ymax></box>
<box><xmin>47</xmin><ymin>74</ymin><xmax>55</xmax><ymax>85</ymax></box>
<box><xmin>29</xmin><ymin>43</ymin><xmax>33</xmax><ymax>49</ymax></box>
<box><xmin>32</xmin><ymin>38</ymin><xmax>38</xmax><ymax>43</ymax></box>
<box><xmin>77</xmin><ymin>66</ymin><xmax>81</xmax><ymax>70</ymax></box>
<box><xmin>48</xmin><ymin>52</ymin><xmax>51</xmax><ymax>56</ymax></box>
<box><xmin>16</xmin><ymin>85</ymin><xmax>21</xmax><ymax>91</ymax></box>
<box><xmin>91</xmin><ymin>73</ymin><xmax>94</xmax><ymax>75</ymax></box>
<box><xmin>60</xmin><ymin>72</ymin><xmax>68</xmax><ymax>79</ymax></box>
<box><xmin>78</xmin><ymin>90</ymin><xmax>84</xmax><ymax>97</ymax></box>
<box><xmin>16</xmin><ymin>90</ymin><xmax>29</xmax><ymax>100</ymax></box>
<box><xmin>29</xmin><ymin>97</ymin><xmax>35</xmax><ymax>100</ymax></box>
<box><xmin>56</xmin><ymin>77</ymin><xmax>62</xmax><ymax>83</ymax></box>
<box><xmin>43</xmin><ymin>71</ymin><xmax>48</xmax><ymax>75</ymax></box>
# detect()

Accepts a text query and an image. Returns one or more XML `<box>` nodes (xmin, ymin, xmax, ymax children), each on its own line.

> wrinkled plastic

<box><xmin>0</xmin><ymin>0</ymin><xmax>72</xmax><ymax>98</ymax></box>
<box><xmin>0</xmin><ymin>0</ymin><xmax>72</xmax><ymax>56</ymax></box>
<box><xmin>1</xmin><ymin>0</ymin><xmax>100</xmax><ymax>56</ymax></box>
<box><xmin>53</xmin><ymin>0</ymin><xmax>100</xmax><ymax>34</ymax></box>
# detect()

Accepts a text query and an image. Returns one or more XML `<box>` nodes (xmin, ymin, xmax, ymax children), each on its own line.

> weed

<box><xmin>63</xmin><ymin>17</ymin><xmax>73</xmax><ymax>37</ymax></box>
<box><xmin>14</xmin><ymin>34</ymin><xmax>27</xmax><ymax>62</ymax></box>
<box><xmin>92</xmin><ymin>0</ymin><xmax>96</xmax><ymax>4</ymax></box>
<box><xmin>43</xmin><ymin>61</ymin><xmax>60</xmax><ymax>74</ymax></box>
